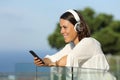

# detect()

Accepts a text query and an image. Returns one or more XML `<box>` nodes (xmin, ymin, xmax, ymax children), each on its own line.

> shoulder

<box><xmin>79</xmin><ymin>37</ymin><xmax>101</xmax><ymax>46</ymax></box>
<box><xmin>64</xmin><ymin>42</ymin><xmax>75</xmax><ymax>49</ymax></box>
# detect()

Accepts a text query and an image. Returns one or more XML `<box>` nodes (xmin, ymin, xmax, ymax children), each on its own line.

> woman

<box><xmin>34</xmin><ymin>9</ymin><xmax>109</xmax><ymax>70</ymax></box>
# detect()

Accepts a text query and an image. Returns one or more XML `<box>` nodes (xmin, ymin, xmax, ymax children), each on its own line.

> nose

<box><xmin>60</xmin><ymin>27</ymin><xmax>64</xmax><ymax>34</ymax></box>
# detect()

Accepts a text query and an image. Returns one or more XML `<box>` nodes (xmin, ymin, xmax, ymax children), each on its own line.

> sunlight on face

<box><xmin>60</xmin><ymin>19</ymin><xmax>79</xmax><ymax>44</ymax></box>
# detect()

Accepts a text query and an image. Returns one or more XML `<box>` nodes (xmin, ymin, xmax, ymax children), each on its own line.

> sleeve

<box><xmin>45</xmin><ymin>43</ymin><xmax>72</xmax><ymax>62</ymax></box>
<box><xmin>82</xmin><ymin>53</ymin><xmax>109</xmax><ymax>70</ymax></box>
<box><xmin>66</xmin><ymin>38</ymin><xmax>97</xmax><ymax>67</ymax></box>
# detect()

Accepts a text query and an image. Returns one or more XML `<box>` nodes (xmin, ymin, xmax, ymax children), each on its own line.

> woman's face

<box><xmin>60</xmin><ymin>19</ymin><xmax>79</xmax><ymax>45</ymax></box>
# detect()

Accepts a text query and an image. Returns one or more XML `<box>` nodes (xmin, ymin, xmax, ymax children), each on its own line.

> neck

<box><xmin>73</xmin><ymin>37</ymin><xmax>79</xmax><ymax>45</ymax></box>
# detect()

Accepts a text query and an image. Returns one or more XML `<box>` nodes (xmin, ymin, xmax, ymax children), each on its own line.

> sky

<box><xmin>0</xmin><ymin>0</ymin><xmax>120</xmax><ymax>52</ymax></box>
<box><xmin>0</xmin><ymin>0</ymin><xmax>120</xmax><ymax>72</ymax></box>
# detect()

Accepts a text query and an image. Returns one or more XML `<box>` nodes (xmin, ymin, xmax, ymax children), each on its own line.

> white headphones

<box><xmin>66</xmin><ymin>9</ymin><xmax>81</xmax><ymax>32</ymax></box>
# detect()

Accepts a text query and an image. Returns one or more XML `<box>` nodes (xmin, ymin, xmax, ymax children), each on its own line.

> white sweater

<box><xmin>45</xmin><ymin>37</ymin><xmax>109</xmax><ymax>70</ymax></box>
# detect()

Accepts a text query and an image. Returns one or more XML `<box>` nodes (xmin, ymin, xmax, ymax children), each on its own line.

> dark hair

<box><xmin>60</xmin><ymin>9</ymin><xmax>91</xmax><ymax>41</ymax></box>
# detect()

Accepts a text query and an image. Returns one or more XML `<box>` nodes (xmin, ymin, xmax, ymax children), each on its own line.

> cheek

<box><xmin>71</xmin><ymin>29</ymin><xmax>78</xmax><ymax>37</ymax></box>
<box><xmin>69</xmin><ymin>28</ymin><xmax>77</xmax><ymax>36</ymax></box>
<box><xmin>67</xmin><ymin>27</ymin><xmax>75</xmax><ymax>33</ymax></box>
<box><xmin>70</xmin><ymin>32</ymin><xmax>77</xmax><ymax>38</ymax></box>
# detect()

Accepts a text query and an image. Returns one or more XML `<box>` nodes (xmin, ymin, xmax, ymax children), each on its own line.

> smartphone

<box><xmin>29</xmin><ymin>50</ymin><xmax>45</xmax><ymax>64</ymax></box>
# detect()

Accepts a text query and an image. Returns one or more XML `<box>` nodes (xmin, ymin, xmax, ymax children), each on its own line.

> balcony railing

<box><xmin>14</xmin><ymin>63</ymin><xmax>117</xmax><ymax>80</ymax></box>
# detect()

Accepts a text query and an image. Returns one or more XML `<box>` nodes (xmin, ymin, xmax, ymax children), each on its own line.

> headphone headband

<box><xmin>66</xmin><ymin>9</ymin><xmax>80</xmax><ymax>22</ymax></box>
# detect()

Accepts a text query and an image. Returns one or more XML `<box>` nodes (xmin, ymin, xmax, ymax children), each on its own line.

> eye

<box><xmin>60</xmin><ymin>26</ymin><xmax>67</xmax><ymax>30</ymax></box>
<box><xmin>63</xmin><ymin>26</ymin><xmax>67</xmax><ymax>29</ymax></box>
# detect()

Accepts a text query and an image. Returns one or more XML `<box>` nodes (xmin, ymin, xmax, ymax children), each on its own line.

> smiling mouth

<box><xmin>63</xmin><ymin>35</ymin><xmax>68</xmax><ymax>38</ymax></box>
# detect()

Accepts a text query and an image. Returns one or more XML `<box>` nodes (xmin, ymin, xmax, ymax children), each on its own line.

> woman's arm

<box><xmin>34</xmin><ymin>57</ymin><xmax>56</xmax><ymax>66</ymax></box>
<box><xmin>43</xmin><ymin>58</ymin><xmax>56</xmax><ymax>66</ymax></box>
<box><xmin>34</xmin><ymin>55</ymin><xmax>67</xmax><ymax>67</ymax></box>
<box><xmin>34</xmin><ymin>43</ymin><xmax>71</xmax><ymax>67</ymax></box>
<box><xmin>56</xmin><ymin>55</ymin><xmax>67</xmax><ymax>66</ymax></box>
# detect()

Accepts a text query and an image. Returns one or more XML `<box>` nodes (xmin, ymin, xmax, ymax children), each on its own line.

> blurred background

<box><xmin>0</xmin><ymin>0</ymin><xmax>120</xmax><ymax>79</ymax></box>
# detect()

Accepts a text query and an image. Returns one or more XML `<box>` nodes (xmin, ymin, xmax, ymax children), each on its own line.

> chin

<box><xmin>64</xmin><ymin>40</ymin><xmax>70</xmax><ymax>43</ymax></box>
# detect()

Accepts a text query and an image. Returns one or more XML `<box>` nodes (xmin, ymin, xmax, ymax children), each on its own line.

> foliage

<box><xmin>47</xmin><ymin>7</ymin><xmax>120</xmax><ymax>55</ymax></box>
<box><xmin>93</xmin><ymin>21</ymin><xmax>120</xmax><ymax>55</ymax></box>
<box><xmin>48</xmin><ymin>23</ymin><xmax>66</xmax><ymax>50</ymax></box>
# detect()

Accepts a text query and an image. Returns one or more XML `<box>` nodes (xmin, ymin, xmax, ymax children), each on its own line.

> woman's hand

<box><xmin>34</xmin><ymin>57</ymin><xmax>46</xmax><ymax>66</ymax></box>
<box><xmin>34</xmin><ymin>57</ymin><xmax>56</xmax><ymax>66</ymax></box>
<box><xmin>34</xmin><ymin>55</ymin><xmax>67</xmax><ymax>67</ymax></box>
<box><xmin>56</xmin><ymin>55</ymin><xmax>67</xmax><ymax>66</ymax></box>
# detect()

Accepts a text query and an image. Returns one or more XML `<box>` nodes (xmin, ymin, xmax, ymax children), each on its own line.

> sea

<box><xmin>0</xmin><ymin>49</ymin><xmax>57</xmax><ymax>73</ymax></box>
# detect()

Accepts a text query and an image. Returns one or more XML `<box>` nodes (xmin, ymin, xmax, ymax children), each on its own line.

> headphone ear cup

<box><xmin>74</xmin><ymin>22</ymin><xmax>81</xmax><ymax>32</ymax></box>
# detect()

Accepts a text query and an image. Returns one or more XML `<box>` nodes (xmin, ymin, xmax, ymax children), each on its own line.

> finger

<box><xmin>34</xmin><ymin>57</ymin><xmax>38</xmax><ymax>60</ymax></box>
<box><xmin>36</xmin><ymin>62</ymin><xmax>45</xmax><ymax>66</ymax></box>
<box><xmin>34</xmin><ymin>60</ymin><xmax>45</xmax><ymax>66</ymax></box>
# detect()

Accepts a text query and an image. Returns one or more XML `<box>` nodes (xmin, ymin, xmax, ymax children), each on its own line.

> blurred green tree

<box><xmin>48</xmin><ymin>23</ymin><xmax>65</xmax><ymax>50</ymax></box>
<box><xmin>48</xmin><ymin>7</ymin><xmax>120</xmax><ymax>55</ymax></box>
